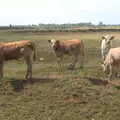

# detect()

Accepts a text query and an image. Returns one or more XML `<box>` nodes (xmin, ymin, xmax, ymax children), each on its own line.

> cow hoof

<box><xmin>107</xmin><ymin>80</ymin><xmax>111</xmax><ymax>84</ymax></box>
<box><xmin>25</xmin><ymin>76</ymin><xmax>32</xmax><ymax>81</ymax></box>
<box><xmin>68</xmin><ymin>65</ymin><xmax>75</xmax><ymax>70</ymax></box>
<box><xmin>69</xmin><ymin>67</ymin><xmax>74</xmax><ymax>70</ymax></box>
<box><xmin>79</xmin><ymin>66</ymin><xmax>83</xmax><ymax>69</ymax></box>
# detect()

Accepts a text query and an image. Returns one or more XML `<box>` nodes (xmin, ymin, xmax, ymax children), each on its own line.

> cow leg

<box><xmin>70</xmin><ymin>55</ymin><xmax>78</xmax><ymax>69</ymax></box>
<box><xmin>115</xmin><ymin>65</ymin><xmax>120</xmax><ymax>78</ymax></box>
<box><xmin>57</xmin><ymin>57</ymin><xmax>63</xmax><ymax>72</ymax></box>
<box><xmin>79</xmin><ymin>54</ymin><xmax>84</xmax><ymax>68</ymax></box>
<box><xmin>113</xmin><ymin>65</ymin><xmax>118</xmax><ymax>77</ymax></box>
<box><xmin>102</xmin><ymin>56</ymin><xmax>105</xmax><ymax>62</ymax></box>
<box><xmin>108</xmin><ymin>64</ymin><xmax>113</xmax><ymax>81</ymax></box>
<box><xmin>101</xmin><ymin>50</ymin><xmax>106</xmax><ymax>62</ymax></box>
<box><xmin>0</xmin><ymin>61</ymin><xmax>3</xmax><ymax>79</ymax></box>
<box><xmin>25</xmin><ymin>56</ymin><xmax>32</xmax><ymax>80</ymax></box>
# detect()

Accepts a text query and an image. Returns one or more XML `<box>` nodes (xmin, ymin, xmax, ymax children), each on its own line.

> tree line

<box><xmin>0</xmin><ymin>22</ymin><xmax>120</xmax><ymax>32</ymax></box>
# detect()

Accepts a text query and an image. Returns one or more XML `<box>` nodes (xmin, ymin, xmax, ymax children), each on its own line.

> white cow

<box><xmin>103</xmin><ymin>47</ymin><xmax>120</xmax><ymax>80</ymax></box>
<box><xmin>101</xmin><ymin>35</ymin><xmax>115</xmax><ymax>61</ymax></box>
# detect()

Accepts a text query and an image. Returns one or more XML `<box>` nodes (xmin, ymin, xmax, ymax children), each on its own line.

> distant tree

<box><xmin>98</xmin><ymin>21</ymin><xmax>104</xmax><ymax>26</ymax></box>
<box><xmin>9</xmin><ymin>24</ymin><xmax>12</xmax><ymax>28</ymax></box>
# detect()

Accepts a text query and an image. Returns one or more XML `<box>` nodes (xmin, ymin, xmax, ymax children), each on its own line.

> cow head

<box><xmin>101</xmin><ymin>35</ymin><xmax>115</xmax><ymax>47</ymax></box>
<box><xmin>48</xmin><ymin>39</ymin><xmax>60</xmax><ymax>50</ymax></box>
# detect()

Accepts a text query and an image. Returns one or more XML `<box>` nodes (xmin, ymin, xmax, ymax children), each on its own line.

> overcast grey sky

<box><xmin>0</xmin><ymin>0</ymin><xmax>120</xmax><ymax>25</ymax></box>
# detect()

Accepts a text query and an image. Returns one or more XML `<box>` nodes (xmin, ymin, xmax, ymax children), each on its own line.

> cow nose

<box><xmin>107</xmin><ymin>41</ymin><xmax>110</xmax><ymax>44</ymax></box>
<box><xmin>53</xmin><ymin>45</ymin><xmax>56</xmax><ymax>48</ymax></box>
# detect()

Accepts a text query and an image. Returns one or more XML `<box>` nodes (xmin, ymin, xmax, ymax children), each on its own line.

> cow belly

<box><xmin>4</xmin><ymin>52</ymin><xmax>21</xmax><ymax>60</ymax></box>
<box><xmin>3</xmin><ymin>47</ymin><xmax>22</xmax><ymax>60</ymax></box>
<box><xmin>4</xmin><ymin>55</ymin><xmax>21</xmax><ymax>60</ymax></box>
<box><xmin>64</xmin><ymin>50</ymin><xmax>69</xmax><ymax>54</ymax></box>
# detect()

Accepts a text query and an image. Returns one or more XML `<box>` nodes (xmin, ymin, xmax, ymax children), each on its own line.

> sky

<box><xmin>0</xmin><ymin>0</ymin><xmax>120</xmax><ymax>25</ymax></box>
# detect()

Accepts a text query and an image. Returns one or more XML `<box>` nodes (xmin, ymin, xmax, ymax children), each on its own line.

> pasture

<box><xmin>0</xmin><ymin>30</ymin><xmax>120</xmax><ymax>120</ymax></box>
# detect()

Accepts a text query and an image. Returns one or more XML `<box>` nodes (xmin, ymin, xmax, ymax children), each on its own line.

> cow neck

<box><xmin>54</xmin><ymin>42</ymin><xmax>64</xmax><ymax>52</ymax></box>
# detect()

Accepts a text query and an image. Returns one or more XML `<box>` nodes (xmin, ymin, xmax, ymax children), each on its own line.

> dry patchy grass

<box><xmin>0</xmin><ymin>31</ymin><xmax>120</xmax><ymax>120</ymax></box>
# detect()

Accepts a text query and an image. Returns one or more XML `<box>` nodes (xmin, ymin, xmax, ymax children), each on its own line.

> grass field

<box><xmin>0</xmin><ymin>31</ymin><xmax>120</xmax><ymax>120</ymax></box>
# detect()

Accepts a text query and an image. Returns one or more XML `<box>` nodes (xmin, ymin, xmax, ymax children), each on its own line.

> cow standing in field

<box><xmin>103</xmin><ymin>47</ymin><xmax>120</xmax><ymax>80</ymax></box>
<box><xmin>100</xmin><ymin>35</ymin><xmax>115</xmax><ymax>61</ymax></box>
<box><xmin>0</xmin><ymin>40</ymin><xmax>36</xmax><ymax>80</ymax></box>
<box><xmin>48</xmin><ymin>38</ymin><xmax>84</xmax><ymax>70</ymax></box>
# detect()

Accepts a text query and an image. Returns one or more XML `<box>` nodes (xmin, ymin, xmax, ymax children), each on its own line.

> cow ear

<box><xmin>110</xmin><ymin>36</ymin><xmax>115</xmax><ymax>40</ymax></box>
<box><xmin>56</xmin><ymin>40</ymin><xmax>60</xmax><ymax>44</ymax></box>
<box><xmin>102</xmin><ymin>36</ymin><xmax>105</xmax><ymax>39</ymax></box>
<box><xmin>48</xmin><ymin>40</ymin><xmax>51</xmax><ymax>43</ymax></box>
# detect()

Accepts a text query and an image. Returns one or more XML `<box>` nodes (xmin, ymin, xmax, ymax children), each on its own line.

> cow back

<box><xmin>0</xmin><ymin>40</ymin><xmax>32</xmax><ymax>60</ymax></box>
<box><xmin>62</xmin><ymin>39</ymin><xmax>83</xmax><ymax>55</ymax></box>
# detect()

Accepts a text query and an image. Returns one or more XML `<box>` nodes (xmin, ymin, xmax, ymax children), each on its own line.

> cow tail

<box><xmin>80</xmin><ymin>40</ymin><xmax>85</xmax><ymax>56</ymax></box>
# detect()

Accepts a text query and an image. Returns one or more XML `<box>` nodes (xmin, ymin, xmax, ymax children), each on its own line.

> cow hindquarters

<box><xmin>56</xmin><ymin>57</ymin><xmax>64</xmax><ymax>72</ymax></box>
<box><xmin>79</xmin><ymin>41</ymin><xmax>84</xmax><ymax>68</ymax></box>
<box><xmin>101</xmin><ymin>50</ymin><xmax>105</xmax><ymax>61</ymax></box>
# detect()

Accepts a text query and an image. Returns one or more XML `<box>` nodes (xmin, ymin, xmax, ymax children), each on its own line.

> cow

<box><xmin>103</xmin><ymin>47</ymin><xmax>120</xmax><ymax>80</ymax></box>
<box><xmin>100</xmin><ymin>35</ymin><xmax>115</xmax><ymax>61</ymax></box>
<box><xmin>0</xmin><ymin>40</ymin><xmax>36</xmax><ymax>80</ymax></box>
<box><xmin>48</xmin><ymin>38</ymin><xmax>84</xmax><ymax>70</ymax></box>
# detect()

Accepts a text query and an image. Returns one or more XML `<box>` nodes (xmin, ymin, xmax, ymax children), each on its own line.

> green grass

<box><xmin>0</xmin><ymin>31</ymin><xmax>120</xmax><ymax>120</ymax></box>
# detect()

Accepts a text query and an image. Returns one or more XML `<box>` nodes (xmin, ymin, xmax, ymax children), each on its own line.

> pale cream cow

<box><xmin>101</xmin><ymin>35</ymin><xmax>115</xmax><ymax>61</ymax></box>
<box><xmin>103</xmin><ymin>47</ymin><xmax>120</xmax><ymax>80</ymax></box>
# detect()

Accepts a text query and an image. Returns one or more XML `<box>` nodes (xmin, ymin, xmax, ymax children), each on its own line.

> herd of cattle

<box><xmin>0</xmin><ymin>34</ymin><xmax>119</xmax><ymax>82</ymax></box>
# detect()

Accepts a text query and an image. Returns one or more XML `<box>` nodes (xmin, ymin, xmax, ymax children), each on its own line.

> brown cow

<box><xmin>0</xmin><ymin>40</ymin><xmax>36</xmax><ymax>80</ymax></box>
<box><xmin>48</xmin><ymin>38</ymin><xmax>84</xmax><ymax>70</ymax></box>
